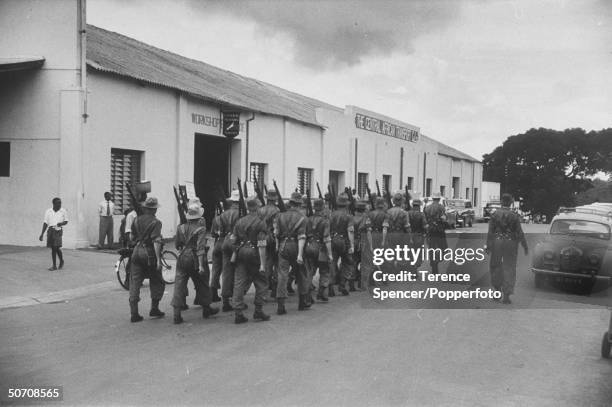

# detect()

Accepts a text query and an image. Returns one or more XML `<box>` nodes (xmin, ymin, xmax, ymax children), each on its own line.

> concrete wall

<box><xmin>0</xmin><ymin>0</ymin><xmax>85</xmax><ymax>247</ymax></box>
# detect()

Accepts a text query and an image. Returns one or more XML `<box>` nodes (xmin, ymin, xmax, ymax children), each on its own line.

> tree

<box><xmin>482</xmin><ymin>128</ymin><xmax>611</xmax><ymax>218</ymax></box>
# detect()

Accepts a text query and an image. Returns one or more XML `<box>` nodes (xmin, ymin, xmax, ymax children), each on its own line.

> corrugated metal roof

<box><xmin>86</xmin><ymin>25</ymin><xmax>340</xmax><ymax>127</ymax></box>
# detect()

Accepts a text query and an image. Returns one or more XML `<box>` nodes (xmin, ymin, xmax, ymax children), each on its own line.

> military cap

<box><xmin>267</xmin><ymin>189</ymin><xmax>278</xmax><ymax>199</ymax></box>
<box><xmin>392</xmin><ymin>192</ymin><xmax>403</xmax><ymax>204</ymax></box>
<box><xmin>375</xmin><ymin>196</ymin><xmax>386</xmax><ymax>208</ymax></box>
<box><xmin>246</xmin><ymin>196</ymin><xmax>260</xmax><ymax>209</ymax></box>
<box><xmin>289</xmin><ymin>191</ymin><xmax>303</xmax><ymax>204</ymax></box>
<box><xmin>337</xmin><ymin>193</ymin><xmax>349</xmax><ymax>207</ymax></box>
<box><xmin>313</xmin><ymin>198</ymin><xmax>324</xmax><ymax>211</ymax></box>
<box><xmin>355</xmin><ymin>200</ymin><xmax>368</xmax><ymax>210</ymax></box>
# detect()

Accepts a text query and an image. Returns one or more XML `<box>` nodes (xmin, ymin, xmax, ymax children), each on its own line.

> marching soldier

<box><xmin>258</xmin><ymin>189</ymin><xmax>280</xmax><ymax>298</ymax></box>
<box><xmin>128</xmin><ymin>197</ymin><xmax>165</xmax><ymax>323</ymax></box>
<box><xmin>361</xmin><ymin>196</ymin><xmax>389</xmax><ymax>289</ymax></box>
<box><xmin>386</xmin><ymin>192</ymin><xmax>412</xmax><ymax>270</ymax></box>
<box><xmin>329</xmin><ymin>193</ymin><xmax>355</xmax><ymax>296</ymax></box>
<box><xmin>218</xmin><ymin>191</ymin><xmax>241</xmax><ymax>312</ymax></box>
<box><xmin>208</xmin><ymin>199</ymin><xmax>230</xmax><ymax>303</ymax></box>
<box><xmin>408</xmin><ymin>199</ymin><xmax>427</xmax><ymax>268</ymax></box>
<box><xmin>486</xmin><ymin>193</ymin><xmax>528</xmax><ymax>304</ymax></box>
<box><xmin>230</xmin><ymin>196</ymin><xmax>271</xmax><ymax>323</ymax></box>
<box><xmin>172</xmin><ymin>203</ymin><xmax>220</xmax><ymax>324</ymax></box>
<box><xmin>352</xmin><ymin>199</ymin><xmax>369</xmax><ymax>291</ymax></box>
<box><xmin>423</xmin><ymin>192</ymin><xmax>447</xmax><ymax>274</ymax></box>
<box><xmin>274</xmin><ymin>191</ymin><xmax>308</xmax><ymax>313</ymax></box>
<box><xmin>304</xmin><ymin>198</ymin><xmax>333</xmax><ymax>302</ymax></box>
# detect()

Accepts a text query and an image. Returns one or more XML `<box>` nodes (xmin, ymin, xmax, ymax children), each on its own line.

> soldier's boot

<box><xmin>348</xmin><ymin>280</ymin><xmax>356</xmax><ymax>292</ymax></box>
<box><xmin>270</xmin><ymin>281</ymin><xmax>277</xmax><ymax>299</ymax></box>
<box><xmin>234</xmin><ymin>310</ymin><xmax>248</xmax><ymax>324</ymax></box>
<box><xmin>338</xmin><ymin>279</ymin><xmax>349</xmax><ymax>296</ymax></box>
<box><xmin>287</xmin><ymin>279</ymin><xmax>295</xmax><ymax>295</ymax></box>
<box><xmin>130</xmin><ymin>302</ymin><xmax>143</xmax><ymax>323</ymax></box>
<box><xmin>502</xmin><ymin>292</ymin><xmax>512</xmax><ymax>304</ymax></box>
<box><xmin>298</xmin><ymin>294</ymin><xmax>312</xmax><ymax>311</ymax></box>
<box><xmin>317</xmin><ymin>287</ymin><xmax>329</xmax><ymax>302</ymax></box>
<box><xmin>276</xmin><ymin>298</ymin><xmax>287</xmax><ymax>315</ymax></box>
<box><xmin>253</xmin><ymin>306</ymin><xmax>271</xmax><ymax>322</ymax></box>
<box><xmin>211</xmin><ymin>288</ymin><xmax>222</xmax><ymax>303</ymax></box>
<box><xmin>173</xmin><ymin>307</ymin><xmax>183</xmax><ymax>324</ymax></box>
<box><xmin>222</xmin><ymin>298</ymin><xmax>234</xmax><ymax>312</ymax></box>
<box><xmin>149</xmin><ymin>299</ymin><xmax>165</xmax><ymax>318</ymax></box>
<box><xmin>328</xmin><ymin>285</ymin><xmax>336</xmax><ymax>297</ymax></box>
<box><xmin>202</xmin><ymin>304</ymin><xmax>220</xmax><ymax>319</ymax></box>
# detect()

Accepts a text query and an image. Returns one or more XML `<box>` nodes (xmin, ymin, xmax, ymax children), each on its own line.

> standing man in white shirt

<box><xmin>39</xmin><ymin>197</ymin><xmax>68</xmax><ymax>270</ymax></box>
<box><xmin>98</xmin><ymin>192</ymin><xmax>115</xmax><ymax>249</ymax></box>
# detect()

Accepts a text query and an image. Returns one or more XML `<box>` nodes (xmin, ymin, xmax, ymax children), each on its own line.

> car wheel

<box><xmin>601</xmin><ymin>332</ymin><xmax>611</xmax><ymax>359</ymax></box>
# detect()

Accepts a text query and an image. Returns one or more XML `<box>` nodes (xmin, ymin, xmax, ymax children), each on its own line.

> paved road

<box><xmin>1</xmin><ymin>224</ymin><xmax>611</xmax><ymax>406</ymax></box>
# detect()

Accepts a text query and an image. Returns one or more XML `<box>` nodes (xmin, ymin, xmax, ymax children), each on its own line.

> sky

<box><xmin>88</xmin><ymin>0</ymin><xmax>612</xmax><ymax>160</ymax></box>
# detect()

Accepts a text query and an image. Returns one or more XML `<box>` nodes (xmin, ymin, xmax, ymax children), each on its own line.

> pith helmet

<box><xmin>336</xmin><ymin>193</ymin><xmax>349</xmax><ymax>207</ymax></box>
<box><xmin>289</xmin><ymin>191</ymin><xmax>303</xmax><ymax>204</ymax></box>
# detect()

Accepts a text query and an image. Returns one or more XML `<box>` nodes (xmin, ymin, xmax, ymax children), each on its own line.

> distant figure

<box><xmin>39</xmin><ymin>197</ymin><xmax>68</xmax><ymax>270</ymax></box>
<box><xmin>98</xmin><ymin>192</ymin><xmax>115</xmax><ymax>249</ymax></box>
<box><xmin>423</xmin><ymin>192</ymin><xmax>447</xmax><ymax>274</ymax></box>
<box><xmin>486</xmin><ymin>193</ymin><xmax>528</xmax><ymax>304</ymax></box>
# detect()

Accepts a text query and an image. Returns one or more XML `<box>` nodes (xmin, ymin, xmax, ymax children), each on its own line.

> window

<box><xmin>473</xmin><ymin>188</ymin><xmax>478</xmax><ymax>207</ymax></box>
<box><xmin>357</xmin><ymin>172</ymin><xmax>368</xmax><ymax>199</ymax></box>
<box><xmin>440</xmin><ymin>185</ymin><xmax>446</xmax><ymax>197</ymax></box>
<box><xmin>466</xmin><ymin>188</ymin><xmax>470</xmax><ymax>200</ymax></box>
<box><xmin>297</xmin><ymin>167</ymin><xmax>313</xmax><ymax>195</ymax></box>
<box><xmin>406</xmin><ymin>176</ymin><xmax>413</xmax><ymax>191</ymax></box>
<box><xmin>0</xmin><ymin>142</ymin><xmax>9</xmax><ymax>177</ymax></box>
<box><xmin>382</xmin><ymin>175</ymin><xmax>391</xmax><ymax>195</ymax></box>
<box><xmin>249</xmin><ymin>162</ymin><xmax>266</xmax><ymax>184</ymax></box>
<box><xmin>452</xmin><ymin>177</ymin><xmax>460</xmax><ymax>199</ymax></box>
<box><xmin>111</xmin><ymin>148</ymin><xmax>142</xmax><ymax>214</ymax></box>
<box><xmin>425</xmin><ymin>178</ymin><xmax>432</xmax><ymax>197</ymax></box>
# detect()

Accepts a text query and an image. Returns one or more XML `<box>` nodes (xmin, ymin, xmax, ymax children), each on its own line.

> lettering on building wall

<box><xmin>191</xmin><ymin>113</ymin><xmax>245</xmax><ymax>132</ymax></box>
<box><xmin>354</xmin><ymin>113</ymin><xmax>419</xmax><ymax>142</ymax></box>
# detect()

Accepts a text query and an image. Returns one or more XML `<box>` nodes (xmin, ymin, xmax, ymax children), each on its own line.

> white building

<box><xmin>0</xmin><ymin>0</ymin><xmax>482</xmax><ymax>248</ymax></box>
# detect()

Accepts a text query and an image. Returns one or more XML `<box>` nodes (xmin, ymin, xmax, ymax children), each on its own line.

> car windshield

<box><xmin>550</xmin><ymin>219</ymin><xmax>611</xmax><ymax>240</ymax></box>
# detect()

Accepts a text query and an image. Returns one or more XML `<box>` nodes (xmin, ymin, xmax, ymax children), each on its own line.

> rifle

<box><xmin>306</xmin><ymin>189</ymin><xmax>314</xmax><ymax>217</ymax></box>
<box><xmin>345</xmin><ymin>187</ymin><xmax>356</xmax><ymax>215</ymax></box>
<box><xmin>385</xmin><ymin>190</ymin><xmax>392</xmax><ymax>209</ymax></box>
<box><xmin>178</xmin><ymin>185</ymin><xmax>189</xmax><ymax>212</ymax></box>
<box><xmin>243</xmin><ymin>180</ymin><xmax>248</xmax><ymax>198</ymax></box>
<box><xmin>272</xmin><ymin>179</ymin><xmax>286</xmax><ymax>212</ymax></box>
<box><xmin>237</xmin><ymin>178</ymin><xmax>247</xmax><ymax>217</ymax></box>
<box><xmin>125</xmin><ymin>182</ymin><xmax>142</xmax><ymax>215</ymax></box>
<box><xmin>253</xmin><ymin>175</ymin><xmax>265</xmax><ymax>206</ymax></box>
<box><xmin>375</xmin><ymin>180</ymin><xmax>382</xmax><ymax>197</ymax></box>
<box><xmin>404</xmin><ymin>185</ymin><xmax>412</xmax><ymax>210</ymax></box>
<box><xmin>365</xmin><ymin>183</ymin><xmax>375</xmax><ymax>210</ymax></box>
<box><xmin>263</xmin><ymin>183</ymin><xmax>269</xmax><ymax>199</ymax></box>
<box><xmin>173</xmin><ymin>185</ymin><xmax>187</xmax><ymax>224</ymax></box>
<box><xmin>316</xmin><ymin>182</ymin><xmax>324</xmax><ymax>199</ymax></box>
<box><xmin>214</xmin><ymin>183</ymin><xmax>225</xmax><ymax>215</ymax></box>
<box><xmin>327</xmin><ymin>184</ymin><xmax>337</xmax><ymax>211</ymax></box>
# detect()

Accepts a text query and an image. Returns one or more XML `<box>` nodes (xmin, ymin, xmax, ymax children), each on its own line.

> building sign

<box><xmin>354</xmin><ymin>113</ymin><xmax>419</xmax><ymax>142</ymax></box>
<box><xmin>222</xmin><ymin>111</ymin><xmax>241</xmax><ymax>138</ymax></box>
<box><xmin>191</xmin><ymin>112</ymin><xmax>245</xmax><ymax>134</ymax></box>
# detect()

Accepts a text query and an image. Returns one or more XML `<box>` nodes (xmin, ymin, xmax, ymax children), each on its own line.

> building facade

<box><xmin>0</xmin><ymin>0</ymin><xmax>482</xmax><ymax>248</ymax></box>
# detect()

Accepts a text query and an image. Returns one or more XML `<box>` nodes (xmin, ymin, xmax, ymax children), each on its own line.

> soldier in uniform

<box><xmin>218</xmin><ymin>191</ymin><xmax>241</xmax><ymax>312</ymax></box>
<box><xmin>258</xmin><ymin>189</ymin><xmax>281</xmax><ymax>299</ymax></box>
<box><xmin>361</xmin><ymin>197</ymin><xmax>389</xmax><ymax>289</ymax></box>
<box><xmin>172</xmin><ymin>203</ymin><xmax>220</xmax><ymax>324</ymax></box>
<box><xmin>329</xmin><ymin>193</ymin><xmax>355</xmax><ymax>296</ymax></box>
<box><xmin>304</xmin><ymin>198</ymin><xmax>333</xmax><ymax>302</ymax></box>
<box><xmin>208</xmin><ymin>199</ymin><xmax>230</xmax><ymax>304</ymax></box>
<box><xmin>423</xmin><ymin>192</ymin><xmax>447</xmax><ymax>274</ymax></box>
<box><xmin>230</xmin><ymin>196</ymin><xmax>271</xmax><ymax>323</ymax></box>
<box><xmin>486</xmin><ymin>193</ymin><xmax>528</xmax><ymax>304</ymax></box>
<box><xmin>274</xmin><ymin>191</ymin><xmax>308</xmax><ymax>313</ymax></box>
<box><xmin>408</xmin><ymin>199</ymin><xmax>427</xmax><ymax>268</ymax></box>
<box><xmin>386</xmin><ymin>192</ymin><xmax>412</xmax><ymax>271</ymax></box>
<box><xmin>128</xmin><ymin>197</ymin><xmax>165</xmax><ymax>323</ymax></box>
<box><xmin>352</xmin><ymin>199</ymin><xmax>369</xmax><ymax>291</ymax></box>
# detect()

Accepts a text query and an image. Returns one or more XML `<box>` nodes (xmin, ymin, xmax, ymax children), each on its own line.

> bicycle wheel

<box><xmin>161</xmin><ymin>250</ymin><xmax>178</xmax><ymax>284</ymax></box>
<box><xmin>116</xmin><ymin>256</ymin><xmax>130</xmax><ymax>290</ymax></box>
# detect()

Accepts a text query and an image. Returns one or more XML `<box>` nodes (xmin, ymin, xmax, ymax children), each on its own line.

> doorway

<box><xmin>194</xmin><ymin>134</ymin><xmax>230</xmax><ymax>228</ymax></box>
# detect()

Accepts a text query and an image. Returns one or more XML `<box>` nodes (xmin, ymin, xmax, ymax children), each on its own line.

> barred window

<box><xmin>297</xmin><ymin>167</ymin><xmax>313</xmax><ymax>195</ymax></box>
<box><xmin>406</xmin><ymin>176</ymin><xmax>413</xmax><ymax>191</ymax></box>
<box><xmin>440</xmin><ymin>185</ymin><xmax>446</xmax><ymax>197</ymax></box>
<box><xmin>357</xmin><ymin>172</ymin><xmax>368</xmax><ymax>199</ymax></box>
<box><xmin>425</xmin><ymin>178</ymin><xmax>432</xmax><ymax>197</ymax></box>
<box><xmin>111</xmin><ymin>148</ymin><xmax>142</xmax><ymax>214</ymax></box>
<box><xmin>250</xmin><ymin>162</ymin><xmax>266</xmax><ymax>184</ymax></box>
<box><xmin>382</xmin><ymin>174</ymin><xmax>391</xmax><ymax>195</ymax></box>
<box><xmin>0</xmin><ymin>142</ymin><xmax>9</xmax><ymax>177</ymax></box>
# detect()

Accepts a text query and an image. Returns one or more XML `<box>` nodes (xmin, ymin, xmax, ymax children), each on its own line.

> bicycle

<box><xmin>115</xmin><ymin>243</ymin><xmax>178</xmax><ymax>290</ymax></box>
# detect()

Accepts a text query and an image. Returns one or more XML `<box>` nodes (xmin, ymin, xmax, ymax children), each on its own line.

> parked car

<box><xmin>446</xmin><ymin>199</ymin><xmax>475</xmax><ymax>227</ymax></box>
<box><xmin>531</xmin><ymin>205</ymin><xmax>612</xmax><ymax>293</ymax></box>
<box><xmin>483</xmin><ymin>201</ymin><xmax>501</xmax><ymax>222</ymax></box>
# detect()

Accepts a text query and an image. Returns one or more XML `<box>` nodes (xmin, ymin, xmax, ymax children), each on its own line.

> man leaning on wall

<box><xmin>98</xmin><ymin>192</ymin><xmax>115</xmax><ymax>249</ymax></box>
